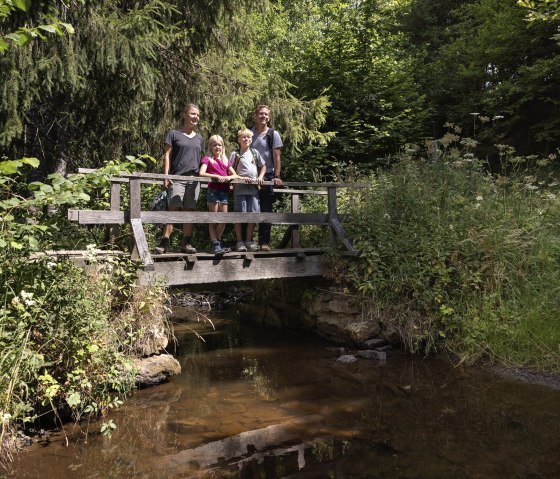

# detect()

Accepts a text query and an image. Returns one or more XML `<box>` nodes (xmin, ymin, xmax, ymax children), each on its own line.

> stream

<box><xmin>10</xmin><ymin>314</ymin><xmax>560</xmax><ymax>478</ymax></box>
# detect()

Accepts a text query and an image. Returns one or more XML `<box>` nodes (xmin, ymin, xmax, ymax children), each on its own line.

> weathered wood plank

<box><xmin>291</xmin><ymin>194</ymin><xmax>301</xmax><ymax>248</ymax></box>
<box><xmin>137</xmin><ymin>254</ymin><xmax>326</xmax><ymax>285</ymax></box>
<box><xmin>329</xmin><ymin>218</ymin><xmax>359</xmax><ymax>255</ymax></box>
<box><xmin>153</xmin><ymin>247</ymin><xmax>325</xmax><ymax>258</ymax></box>
<box><xmin>76</xmin><ymin>168</ymin><xmax>368</xmax><ymax>188</ymax></box>
<box><xmin>106</xmin><ymin>182</ymin><xmax>121</xmax><ymax>243</ymax></box>
<box><xmin>130</xmin><ymin>219</ymin><xmax>154</xmax><ymax>270</ymax></box>
<box><xmin>68</xmin><ymin>210</ymin><xmax>329</xmax><ymax>225</ymax></box>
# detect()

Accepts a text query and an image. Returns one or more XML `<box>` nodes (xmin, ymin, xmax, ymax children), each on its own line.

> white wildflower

<box><xmin>476</xmin><ymin>195</ymin><xmax>483</xmax><ymax>202</ymax></box>
<box><xmin>20</xmin><ymin>290</ymin><xmax>36</xmax><ymax>306</ymax></box>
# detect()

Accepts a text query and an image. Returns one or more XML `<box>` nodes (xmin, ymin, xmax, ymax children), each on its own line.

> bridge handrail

<box><xmin>69</xmin><ymin>169</ymin><xmax>361</xmax><ymax>269</ymax></box>
<box><xmin>77</xmin><ymin>168</ymin><xmax>368</xmax><ymax>189</ymax></box>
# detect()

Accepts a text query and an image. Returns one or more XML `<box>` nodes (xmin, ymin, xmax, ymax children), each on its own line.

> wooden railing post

<box><xmin>327</xmin><ymin>186</ymin><xmax>337</xmax><ymax>248</ymax></box>
<box><xmin>105</xmin><ymin>181</ymin><xmax>121</xmax><ymax>245</ymax></box>
<box><xmin>291</xmin><ymin>193</ymin><xmax>300</xmax><ymax>248</ymax></box>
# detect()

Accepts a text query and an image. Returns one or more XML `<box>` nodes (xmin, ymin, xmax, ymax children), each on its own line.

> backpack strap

<box><xmin>266</xmin><ymin>128</ymin><xmax>275</xmax><ymax>151</ymax></box>
<box><xmin>250</xmin><ymin>148</ymin><xmax>258</xmax><ymax>165</ymax></box>
<box><xmin>232</xmin><ymin>150</ymin><xmax>241</xmax><ymax>171</ymax></box>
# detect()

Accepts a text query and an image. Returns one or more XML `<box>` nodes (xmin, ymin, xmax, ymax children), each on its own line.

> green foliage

<box><xmin>0</xmin><ymin>0</ymin><xmax>74</xmax><ymax>54</ymax></box>
<box><xmin>341</xmin><ymin>132</ymin><xmax>560</xmax><ymax>370</ymax></box>
<box><xmin>518</xmin><ymin>0</ymin><xmax>560</xmax><ymax>22</ymax></box>
<box><xmin>404</xmin><ymin>0</ymin><xmax>560</xmax><ymax>156</ymax></box>
<box><xmin>0</xmin><ymin>0</ymin><xmax>332</xmax><ymax>180</ymax></box>
<box><xmin>0</xmin><ymin>155</ymin><xmax>148</xmax><ymax>253</ymax></box>
<box><xmin>0</xmin><ymin>154</ymin><xmax>169</xmax><ymax>462</ymax></box>
<box><xmin>0</xmin><ymin>253</ymin><xmax>169</xmax><ymax>448</ymax></box>
<box><xmin>263</xmin><ymin>0</ymin><xmax>427</xmax><ymax>178</ymax></box>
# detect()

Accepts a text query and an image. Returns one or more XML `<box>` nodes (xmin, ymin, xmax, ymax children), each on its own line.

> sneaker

<box><xmin>236</xmin><ymin>241</ymin><xmax>247</xmax><ymax>252</ymax></box>
<box><xmin>211</xmin><ymin>240</ymin><xmax>229</xmax><ymax>255</ymax></box>
<box><xmin>181</xmin><ymin>243</ymin><xmax>197</xmax><ymax>254</ymax></box>
<box><xmin>245</xmin><ymin>241</ymin><xmax>259</xmax><ymax>252</ymax></box>
<box><xmin>260</xmin><ymin>244</ymin><xmax>271</xmax><ymax>252</ymax></box>
<box><xmin>154</xmin><ymin>237</ymin><xmax>170</xmax><ymax>254</ymax></box>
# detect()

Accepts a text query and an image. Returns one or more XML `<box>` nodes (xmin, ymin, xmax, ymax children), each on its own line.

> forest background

<box><xmin>1</xmin><ymin>0</ymin><xmax>560</xmax><ymax>460</ymax></box>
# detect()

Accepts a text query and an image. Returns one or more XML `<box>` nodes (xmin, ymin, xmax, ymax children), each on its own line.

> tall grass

<box><xmin>341</xmin><ymin>140</ymin><xmax>560</xmax><ymax>371</ymax></box>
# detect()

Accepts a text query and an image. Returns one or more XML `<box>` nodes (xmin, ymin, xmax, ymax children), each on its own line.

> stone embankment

<box><xmin>134</xmin><ymin>323</ymin><xmax>181</xmax><ymax>387</ymax></box>
<box><xmin>237</xmin><ymin>286</ymin><xmax>398</xmax><ymax>363</ymax></box>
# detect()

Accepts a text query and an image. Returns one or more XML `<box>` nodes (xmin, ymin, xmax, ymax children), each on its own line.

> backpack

<box><xmin>232</xmin><ymin>148</ymin><xmax>259</xmax><ymax>172</ymax></box>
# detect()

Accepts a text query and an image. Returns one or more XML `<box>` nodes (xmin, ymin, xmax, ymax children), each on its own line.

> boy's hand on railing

<box><xmin>164</xmin><ymin>178</ymin><xmax>173</xmax><ymax>188</ymax></box>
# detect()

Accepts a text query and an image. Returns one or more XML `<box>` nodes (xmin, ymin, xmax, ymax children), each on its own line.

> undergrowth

<box><xmin>0</xmin><ymin>253</ymin><xmax>169</xmax><ymax>466</ymax></box>
<box><xmin>340</xmin><ymin>130</ymin><xmax>560</xmax><ymax>371</ymax></box>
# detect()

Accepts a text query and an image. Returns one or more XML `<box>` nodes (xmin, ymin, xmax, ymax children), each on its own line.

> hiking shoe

<box><xmin>211</xmin><ymin>240</ymin><xmax>229</xmax><ymax>255</ymax></box>
<box><xmin>259</xmin><ymin>244</ymin><xmax>271</xmax><ymax>252</ymax></box>
<box><xmin>181</xmin><ymin>243</ymin><xmax>197</xmax><ymax>254</ymax></box>
<box><xmin>154</xmin><ymin>237</ymin><xmax>170</xmax><ymax>254</ymax></box>
<box><xmin>245</xmin><ymin>241</ymin><xmax>259</xmax><ymax>252</ymax></box>
<box><xmin>236</xmin><ymin>241</ymin><xmax>247</xmax><ymax>252</ymax></box>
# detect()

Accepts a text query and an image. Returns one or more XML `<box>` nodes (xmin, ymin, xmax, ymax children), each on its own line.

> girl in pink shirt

<box><xmin>199</xmin><ymin>135</ymin><xmax>238</xmax><ymax>254</ymax></box>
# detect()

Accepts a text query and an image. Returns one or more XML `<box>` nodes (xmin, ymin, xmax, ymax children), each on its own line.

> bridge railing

<box><xmin>69</xmin><ymin>170</ymin><xmax>361</xmax><ymax>271</ymax></box>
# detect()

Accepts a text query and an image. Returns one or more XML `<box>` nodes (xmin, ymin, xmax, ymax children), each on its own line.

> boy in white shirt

<box><xmin>230</xmin><ymin>128</ymin><xmax>265</xmax><ymax>252</ymax></box>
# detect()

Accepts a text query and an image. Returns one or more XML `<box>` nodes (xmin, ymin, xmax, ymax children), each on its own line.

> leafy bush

<box><xmin>0</xmin><ymin>156</ymin><xmax>168</xmax><ymax>462</ymax></box>
<box><xmin>341</xmin><ymin>136</ymin><xmax>560</xmax><ymax>371</ymax></box>
<box><xmin>0</xmin><ymin>253</ymin><xmax>169</xmax><ymax>446</ymax></box>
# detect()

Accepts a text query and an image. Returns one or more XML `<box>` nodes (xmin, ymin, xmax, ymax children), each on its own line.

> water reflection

<box><xmin>11</xmin><ymin>316</ymin><xmax>560</xmax><ymax>478</ymax></box>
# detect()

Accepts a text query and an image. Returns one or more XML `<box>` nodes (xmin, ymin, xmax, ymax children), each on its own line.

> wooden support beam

<box><xmin>130</xmin><ymin>219</ymin><xmax>154</xmax><ymax>271</ymax></box>
<box><xmin>129</xmin><ymin>179</ymin><xmax>142</xmax><ymax>260</ymax></box>
<box><xmin>137</xmin><ymin>254</ymin><xmax>326</xmax><ymax>285</ymax></box>
<box><xmin>329</xmin><ymin>218</ymin><xmax>359</xmax><ymax>255</ymax></box>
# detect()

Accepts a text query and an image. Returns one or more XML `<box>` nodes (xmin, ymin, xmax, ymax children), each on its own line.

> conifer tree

<box><xmin>0</xmin><ymin>0</ymin><xmax>331</xmax><ymax>177</ymax></box>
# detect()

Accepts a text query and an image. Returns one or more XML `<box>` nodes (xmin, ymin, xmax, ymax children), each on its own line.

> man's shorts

<box><xmin>234</xmin><ymin>193</ymin><xmax>260</xmax><ymax>213</ymax></box>
<box><xmin>168</xmin><ymin>180</ymin><xmax>200</xmax><ymax>210</ymax></box>
<box><xmin>206</xmin><ymin>187</ymin><xmax>230</xmax><ymax>205</ymax></box>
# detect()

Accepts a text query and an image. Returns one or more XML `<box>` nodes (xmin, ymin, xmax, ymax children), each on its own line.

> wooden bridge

<box><xmin>68</xmin><ymin>171</ymin><xmax>360</xmax><ymax>286</ymax></box>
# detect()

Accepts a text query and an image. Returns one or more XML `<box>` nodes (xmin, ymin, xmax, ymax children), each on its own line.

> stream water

<box><xmin>10</xmin><ymin>315</ymin><xmax>560</xmax><ymax>478</ymax></box>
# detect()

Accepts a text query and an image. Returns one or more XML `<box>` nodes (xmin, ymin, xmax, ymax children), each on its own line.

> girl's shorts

<box><xmin>206</xmin><ymin>188</ymin><xmax>229</xmax><ymax>205</ymax></box>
